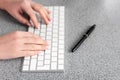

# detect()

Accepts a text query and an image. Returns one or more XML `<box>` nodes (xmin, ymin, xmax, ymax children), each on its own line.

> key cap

<box><xmin>58</xmin><ymin>54</ymin><xmax>64</xmax><ymax>59</ymax></box>
<box><xmin>38</xmin><ymin>56</ymin><xmax>44</xmax><ymax>60</ymax></box>
<box><xmin>24</xmin><ymin>57</ymin><xmax>30</xmax><ymax>60</ymax></box>
<box><xmin>31</xmin><ymin>55</ymin><xmax>37</xmax><ymax>59</ymax></box>
<box><xmin>52</xmin><ymin>52</ymin><xmax>57</xmax><ymax>56</ymax></box>
<box><xmin>51</xmin><ymin>62</ymin><xmax>57</xmax><ymax>70</ymax></box>
<box><xmin>45</xmin><ymin>60</ymin><xmax>50</xmax><ymax>64</ymax></box>
<box><xmin>45</xmin><ymin>55</ymin><xmax>50</xmax><ymax>59</ymax></box>
<box><xmin>37</xmin><ymin>65</ymin><xmax>50</xmax><ymax>70</ymax></box>
<box><xmin>23</xmin><ymin>66</ymin><xmax>29</xmax><ymax>71</ymax></box>
<box><xmin>30</xmin><ymin>59</ymin><xmax>37</xmax><ymax>70</ymax></box>
<box><xmin>58</xmin><ymin>65</ymin><xmax>64</xmax><ymax>70</ymax></box>
<box><xmin>23</xmin><ymin>60</ymin><xmax>30</xmax><ymax>65</ymax></box>
<box><xmin>51</xmin><ymin>57</ymin><xmax>57</xmax><ymax>61</ymax></box>
<box><xmin>37</xmin><ymin>60</ymin><xmax>44</xmax><ymax>66</ymax></box>
<box><xmin>34</xmin><ymin>29</ymin><xmax>40</xmax><ymax>36</ymax></box>
<box><xmin>28</xmin><ymin>27</ymin><xmax>34</xmax><ymax>33</ymax></box>
<box><xmin>58</xmin><ymin>59</ymin><xmax>64</xmax><ymax>64</ymax></box>
<box><xmin>59</xmin><ymin>49</ymin><xmax>64</xmax><ymax>53</ymax></box>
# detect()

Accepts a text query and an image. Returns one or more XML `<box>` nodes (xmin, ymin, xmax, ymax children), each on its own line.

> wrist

<box><xmin>0</xmin><ymin>38</ymin><xmax>3</xmax><ymax>53</ymax></box>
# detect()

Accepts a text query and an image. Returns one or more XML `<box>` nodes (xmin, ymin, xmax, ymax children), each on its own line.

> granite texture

<box><xmin>0</xmin><ymin>0</ymin><xmax>120</xmax><ymax>80</ymax></box>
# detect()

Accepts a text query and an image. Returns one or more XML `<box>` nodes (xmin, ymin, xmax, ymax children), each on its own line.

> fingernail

<box><xmin>27</xmin><ymin>22</ymin><xmax>31</xmax><ymax>27</ymax></box>
<box><xmin>47</xmin><ymin>21</ymin><xmax>49</xmax><ymax>25</ymax></box>
<box><xmin>37</xmin><ymin>23</ymin><xmax>40</xmax><ymax>29</ymax></box>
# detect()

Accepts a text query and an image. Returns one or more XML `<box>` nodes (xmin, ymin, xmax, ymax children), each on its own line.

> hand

<box><xmin>0</xmin><ymin>0</ymin><xmax>51</xmax><ymax>28</ymax></box>
<box><xmin>0</xmin><ymin>31</ymin><xmax>48</xmax><ymax>60</ymax></box>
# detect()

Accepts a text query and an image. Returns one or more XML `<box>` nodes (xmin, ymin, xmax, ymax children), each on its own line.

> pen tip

<box><xmin>72</xmin><ymin>49</ymin><xmax>75</xmax><ymax>52</ymax></box>
<box><xmin>92</xmin><ymin>24</ymin><xmax>96</xmax><ymax>27</ymax></box>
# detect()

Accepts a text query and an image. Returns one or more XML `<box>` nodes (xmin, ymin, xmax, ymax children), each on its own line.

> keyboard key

<box><xmin>51</xmin><ymin>62</ymin><xmax>57</xmax><ymax>70</ymax></box>
<box><xmin>58</xmin><ymin>54</ymin><xmax>64</xmax><ymax>59</ymax></box>
<box><xmin>24</xmin><ymin>57</ymin><xmax>30</xmax><ymax>60</ymax></box>
<box><xmin>53</xmin><ymin>38</ymin><xmax>58</xmax><ymax>42</ymax></box>
<box><xmin>45</xmin><ymin>60</ymin><xmax>50</xmax><ymax>64</ymax></box>
<box><xmin>52</xmin><ymin>57</ymin><xmax>57</xmax><ymax>61</ymax></box>
<box><xmin>52</xmin><ymin>48</ymin><xmax>57</xmax><ymax>52</ymax></box>
<box><xmin>59</xmin><ymin>40</ymin><xmax>64</xmax><ymax>44</ymax></box>
<box><xmin>37</xmin><ymin>65</ymin><xmax>50</xmax><ymax>70</ymax></box>
<box><xmin>45</xmin><ymin>50</ymin><xmax>51</xmax><ymax>54</ymax></box>
<box><xmin>53</xmin><ymin>34</ymin><xmax>58</xmax><ymax>37</ymax></box>
<box><xmin>28</xmin><ymin>27</ymin><xmax>34</xmax><ymax>33</ymax></box>
<box><xmin>52</xmin><ymin>43</ymin><xmax>58</xmax><ymax>46</ymax></box>
<box><xmin>37</xmin><ymin>60</ymin><xmax>44</xmax><ymax>66</ymax></box>
<box><xmin>23</xmin><ymin>60</ymin><xmax>30</xmax><ymax>65</ymax></box>
<box><xmin>34</xmin><ymin>29</ymin><xmax>40</xmax><ymax>35</ymax></box>
<box><xmin>59</xmin><ymin>49</ymin><xmax>64</xmax><ymax>53</ymax></box>
<box><xmin>38</xmin><ymin>56</ymin><xmax>44</xmax><ymax>60</ymax></box>
<box><xmin>58</xmin><ymin>65</ymin><xmax>64</xmax><ymax>70</ymax></box>
<box><xmin>30</xmin><ymin>59</ymin><xmax>37</xmax><ymax>70</ymax></box>
<box><xmin>52</xmin><ymin>52</ymin><xmax>57</xmax><ymax>56</ymax></box>
<box><xmin>59</xmin><ymin>36</ymin><xmax>64</xmax><ymax>39</ymax></box>
<box><xmin>47</xmin><ymin>32</ymin><xmax>52</xmax><ymax>36</ymax></box>
<box><xmin>31</xmin><ymin>55</ymin><xmax>37</xmax><ymax>59</ymax></box>
<box><xmin>58</xmin><ymin>59</ymin><xmax>64</xmax><ymax>64</ymax></box>
<box><xmin>23</xmin><ymin>66</ymin><xmax>29</xmax><ymax>71</ymax></box>
<box><xmin>45</xmin><ymin>55</ymin><xmax>50</xmax><ymax>59</ymax></box>
<box><xmin>46</xmin><ymin>36</ymin><xmax>51</xmax><ymax>40</ymax></box>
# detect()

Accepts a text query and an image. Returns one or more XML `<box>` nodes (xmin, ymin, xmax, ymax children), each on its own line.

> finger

<box><xmin>13</xmin><ymin>31</ymin><xmax>36</xmax><ymax>38</ymax></box>
<box><xmin>43</xmin><ymin>8</ymin><xmax>51</xmax><ymax>21</ymax></box>
<box><xmin>20</xmin><ymin>50</ymin><xmax>40</xmax><ymax>57</ymax></box>
<box><xmin>24</xmin><ymin>8</ymin><xmax>39</xmax><ymax>28</ymax></box>
<box><xmin>22</xmin><ymin>37</ymin><xmax>48</xmax><ymax>45</ymax></box>
<box><xmin>12</xmin><ymin>12</ymin><xmax>30</xmax><ymax>27</ymax></box>
<box><xmin>33</xmin><ymin>6</ymin><xmax>49</xmax><ymax>24</ymax></box>
<box><xmin>31</xmin><ymin>3</ymin><xmax>49</xmax><ymax>24</ymax></box>
<box><xmin>45</xmin><ymin>8</ymin><xmax>51</xmax><ymax>14</ymax></box>
<box><xmin>22</xmin><ymin>44</ymin><xmax>48</xmax><ymax>51</ymax></box>
<box><xmin>38</xmin><ymin>9</ymin><xmax>50</xmax><ymax>24</ymax></box>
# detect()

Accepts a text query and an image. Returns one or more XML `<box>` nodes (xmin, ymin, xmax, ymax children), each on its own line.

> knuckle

<box><xmin>38</xmin><ymin>6</ymin><xmax>43</xmax><ymax>10</ymax></box>
<box><xmin>35</xmin><ymin>4</ymin><xmax>43</xmax><ymax>10</ymax></box>
<box><xmin>21</xmin><ymin>0</ymin><xmax>28</xmax><ymax>5</ymax></box>
<box><xmin>30</xmin><ymin>13</ymin><xmax>35</xmax><ymax>18</ymax></box>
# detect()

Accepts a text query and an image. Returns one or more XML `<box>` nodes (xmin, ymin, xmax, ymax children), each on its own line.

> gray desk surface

<box><xmin>0</xmin><ymin>0</ymin><xmax>120</xmax><ymax>80</ymax></box>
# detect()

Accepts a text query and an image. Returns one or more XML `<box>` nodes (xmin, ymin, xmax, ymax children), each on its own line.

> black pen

<box><xmin>72</xmin><ymin>24</ymin><xmax>96</xmax><ymax>52</ymax></box>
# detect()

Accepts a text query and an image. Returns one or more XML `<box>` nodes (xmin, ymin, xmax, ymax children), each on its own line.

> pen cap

<box><xmin>86</xmin><ymin>24</ymin><xmax>96</xmax><ymax>36</ymax></box>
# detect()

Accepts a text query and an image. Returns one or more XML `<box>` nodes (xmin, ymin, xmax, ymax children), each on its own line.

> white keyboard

<box><xmin>22</xmin><ymin>6</ymin><xmax>65</xmax><ymax>72</ymax></box>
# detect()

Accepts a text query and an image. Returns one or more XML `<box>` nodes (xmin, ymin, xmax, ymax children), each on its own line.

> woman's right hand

<box><xmin>0</xmin><ymin>31</ymin><xmax>48</xmax><ymax>60</ymax></box>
